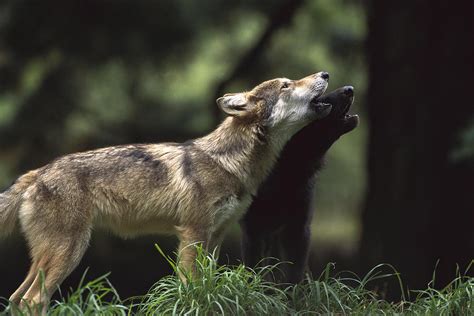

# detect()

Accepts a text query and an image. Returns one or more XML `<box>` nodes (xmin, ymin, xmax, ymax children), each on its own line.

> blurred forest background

<box><xmin>0</xmin><ymin>0</ymin><xmax>472</xmax><ymax>301</ymax></box>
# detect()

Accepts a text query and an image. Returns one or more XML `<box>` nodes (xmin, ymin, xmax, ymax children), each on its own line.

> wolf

<box><xmin>0</xmin><ymin>72</ymin><xmax>331</xmax><ymax>311</ymax></box>
<box><xmin>240</xmin><ymin>86</ymin><xmax>359</xmax><ymax>283</ymax></box>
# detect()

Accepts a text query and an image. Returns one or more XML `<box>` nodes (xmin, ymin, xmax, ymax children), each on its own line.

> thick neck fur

<box><xmin>273</xmin><ymin>121</ymin><xmax>346</xmax><ymax>184</ymax></box>
<box><xmin>195</xmin><ymin>117</ymin><xmax>286</xmax><ymax>195</ymax></box>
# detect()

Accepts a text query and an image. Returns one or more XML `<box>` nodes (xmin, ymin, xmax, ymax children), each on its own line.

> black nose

<box><xmin>320</xmin><ymin>72</ymin><xmax>329</xmax><ymax>80</ymax></box>
<box><xmin>344</xmin><ymin>86</ymin><xmax>354</xmax><ymax>96</ymax></box>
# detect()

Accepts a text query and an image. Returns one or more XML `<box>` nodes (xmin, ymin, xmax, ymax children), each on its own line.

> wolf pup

<box><xmin>240</xmin><ymin>86</ymin><xmax>359</xmax><ymax>283</ymax></box>
<box><xmin>0</xmin><ymin>72</ymin><xmax>331</xmax><ymax>310</ymax></box>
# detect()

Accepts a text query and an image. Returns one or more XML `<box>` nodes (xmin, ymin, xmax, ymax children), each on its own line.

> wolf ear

<box><xmin>216</xmin><ymin>93</ymin><xmax>251</xmax><ymax>116</ymax></box>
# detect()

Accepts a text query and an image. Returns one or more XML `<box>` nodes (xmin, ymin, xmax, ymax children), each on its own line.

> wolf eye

<box><xmin>281</xmin><ymin>82</ymin><xmax>290</xmax><ymax>90</ymax></box>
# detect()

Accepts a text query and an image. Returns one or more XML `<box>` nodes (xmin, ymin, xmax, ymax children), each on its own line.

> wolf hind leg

<box><xmin>9</xmin><ymin>260</ymin><xmax>40</xmax><ymax>305</ymax></box>
<box><xmin>18</xmin><ymin>229</ymin><xmax>91</xmax><ymax>314</ymax></box>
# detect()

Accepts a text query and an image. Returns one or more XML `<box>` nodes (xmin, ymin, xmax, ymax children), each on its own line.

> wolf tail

<box><xmin>0</xmin><ymin>170</ymin><xmax>38</xmax><ymax>237</ymax></box>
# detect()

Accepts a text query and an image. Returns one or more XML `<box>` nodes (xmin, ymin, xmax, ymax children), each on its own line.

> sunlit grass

<box><xmin>1</xmin><ymin>246</ymin><xmax>473</xmax><ymax>315</ymax></box>
<box><xmin>137</xmin><ymin>245</ymin><xmax>289</xmax><ymax>315</ymax></box>
<box><xmin>2</xmin><ymin>271</ymin><xmax>128</xmax><ymax>316</ymax></box>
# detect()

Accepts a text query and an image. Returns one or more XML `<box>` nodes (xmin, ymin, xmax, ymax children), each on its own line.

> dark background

<box><xmin>0</xmin><ymin>0</ymin><xmax>473</xmax><ymax>300</ymax></box>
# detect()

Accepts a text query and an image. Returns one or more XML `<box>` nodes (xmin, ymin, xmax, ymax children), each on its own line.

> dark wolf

<box><xmin>240</xmin><ymin>86</ymin><xmax>359</xmax><ymax>283</ymax></box>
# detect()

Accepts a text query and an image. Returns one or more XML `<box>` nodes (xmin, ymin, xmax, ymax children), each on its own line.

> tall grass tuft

<box><xmin>48</xmin><ymin>272</ymin><xmax>128</xmax><ymax>316</ymax></box>
<box><xmin>1</xmin><ymin>271</ymin><xmax>128</xmax><ymax>316</ymax></box>
<box><xmin>287</xmin><ymin>263</ymin><xmax>402</xmax><ymax>314</ymax></box>
<box><xmin>137</xmin><ymin>244</ymin><xmax>290</xmax><ymax>315</ymax></box>
<box><xmin>401</xmin><ymin>262</ymin><xmax>474</xmax><ymax>315</ymax></box>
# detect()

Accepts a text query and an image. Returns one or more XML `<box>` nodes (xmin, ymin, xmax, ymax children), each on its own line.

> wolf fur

<box><xmin>240</xmin><ymin>86</ymin><xmax>359</xmax><ymax>283</ymax></box>
<box><xmin>0</xmin><ymin>72</ymin><xmax>330</xmax><ymax>311</ymax></box>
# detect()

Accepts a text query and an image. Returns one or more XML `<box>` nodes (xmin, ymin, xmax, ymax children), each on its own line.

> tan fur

<box><xmin>0</xmin><ymin>72</ymin><xmax>330</xmax><ymax>312</ymax></box>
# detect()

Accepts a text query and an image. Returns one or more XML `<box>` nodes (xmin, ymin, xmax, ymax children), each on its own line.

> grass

<box><xmin>2</xmin><ymin>272</ymin><xmax>128</xmax><ymax>316</ymax></box>
<box><xmin>1</xmin><ymin>245</ymin><xmax>473</xmax><ymax>315</ymax></box>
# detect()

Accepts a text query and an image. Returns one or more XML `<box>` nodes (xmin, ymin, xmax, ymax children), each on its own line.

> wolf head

<box><xmin>311</xmin><ymin>85</ymin><xmax>359</xmax><ymax>138</ymax></box>
<box><xmin>216</xmin><ymin>72</ymin><xmax>332</xmax><ymax>137</ymax></box>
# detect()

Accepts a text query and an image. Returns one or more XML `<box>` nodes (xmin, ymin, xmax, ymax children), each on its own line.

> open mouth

<box><xmin>310</xmin><ymin>95</ymin><xmax>332</xmax><ymax>114</ymax></box>
<box><xmin>309</xmin><ymin>85</ymin><xmax>359</xmax><ymax>133</ymax></box>
<box><xmin>312</xmin><ymin>86</ymin><xmax>358</xmax><ymax>121</ymax></box>
<box><xmin>310</xmin><ymin>98</ymin><xmax>332</xmax><ymax>111</ymax></box>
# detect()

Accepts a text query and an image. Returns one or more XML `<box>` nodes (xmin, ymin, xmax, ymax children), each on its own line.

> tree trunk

<box><xmin>360</xmin><ymin>0</ymin><xmax>474</xmax><ymax>295</ymax></box>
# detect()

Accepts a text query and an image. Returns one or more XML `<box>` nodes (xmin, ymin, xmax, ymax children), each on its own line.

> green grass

<box><xmin>2</xmin><ymin>272</ymin><xmax>128</xmax><ymax>316</ymax></box>
<box><xmin>1</xmin><ymin>246</ymin><xmax>473</xmax><ymax>315</ymax></box>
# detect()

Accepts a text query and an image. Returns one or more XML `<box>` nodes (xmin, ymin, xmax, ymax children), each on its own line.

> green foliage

<box><xmin>47</xmin><ymin>273</ymin><xmax>127</xmax><ymax>316</ymax></box>
<box><xmin>402</xmin><ymin>263</ymin><xmax>474</xmax><ymax>315</ymax></box>
<box><xmin>2</xmin><ymin>246</ymin><xmax>473</xmax><ymax>315</ymax></box>
<box><xmin>2</xmin><ymin>271</ymin><xmax>128</xmax><ymax>316</ymax></box>
<box><xmin>137</xmin><ymin>245</ymin><xmax>289</xmax><ymax>315</ymax></box>
<box><xmin>287</xmin><ymin>263</ymin><xmax>402</xmax><ymax>314</ymax></box>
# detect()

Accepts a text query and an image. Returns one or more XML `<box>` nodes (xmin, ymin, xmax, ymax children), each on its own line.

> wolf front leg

<box><xmin>240</xmin><ymin>225</ymin><xmax>268</xmax><ymax>269</ymax></box>
<box><xmin>175</xmin><ymin>226</ymin><xmax>210</xmax><ymax>282</ymax></box>
<box><xmin>279</xmin><ymin>223</ymin><xmax>311</xmax><ymax>284</ymax></box>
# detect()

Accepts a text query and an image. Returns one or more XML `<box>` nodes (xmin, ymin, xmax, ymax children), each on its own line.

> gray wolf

<box><xmin>0</xmin><ymin>72</ymin><xmax>331</xmax><ymax>311</ymax></box>
<box><xmin>240</xmin><ymin>86</ymin><xmax>359</xmax><ymax>283</ymax></box>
